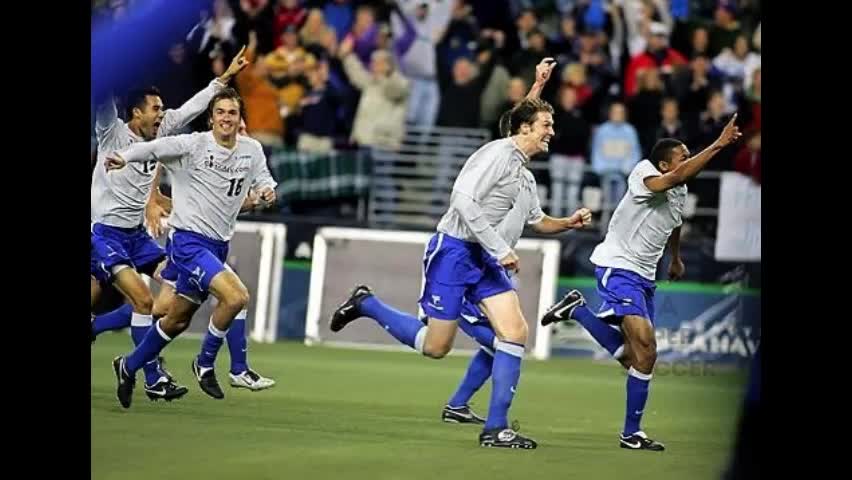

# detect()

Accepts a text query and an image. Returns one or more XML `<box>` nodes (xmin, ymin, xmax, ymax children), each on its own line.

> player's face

<box><xmin>525</xmin><ymin>111</ymin><xmax>554</xmax><ymax>155</ymax></box>
<box><xmin>661</xmin><ymin>144</ymin><xmax>690</xmax><ymax>172</ymax></box>
<box><xmin>137</xmin><ymin>95</ymin><xmax>164</xmax><ymax>140</ymax></box>
<box><xmin>211</xmin><ymin>98</ymin><xmax>241</xmax><ymax>139</ymax></box>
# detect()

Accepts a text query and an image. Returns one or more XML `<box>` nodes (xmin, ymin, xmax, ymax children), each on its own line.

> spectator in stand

<box><xmin>628</xmin><ymin>67</ymin><xmax>665</xmax><ymax>157</ymax></box>
<box><xmin>624</xmin><ymin>21</ymin><xmax>686</xmax><ymax>98</ymax></box>
<box><xmin>696</xmin><ymin>90</ymin><xmax>733</xmax><ymax>169</ymax></box>
<box><xmin>273</xmin><ymin>0</ymin><xmax>307</xmax><ymax>49</ymax></box>
<box><xmin>228</xmin><ymin>0</ymin><xmax>275</xmax><ymax>54</ymax></box>
<box><xmin>686</xmin><ymin>26</ymin><xmax>710</xmax><ymax>59</ymax></box>
<box><xmin>293</xmin><ymin>59</ymin><xmax>342</xmax><ymax>153</ymax></box>
<box><xmin>436</xmin><ymin>47</ymin><xmax>497</xmax><ymax>128</ymax></box>
<box><xmin>323</xmin><ymin>0</ymin><xmax>354</xmax><ymax>43</ymax></box>
<box><xmin>574</xmin><ymin>27</ymin><xmax>617</xmax><ymax>121</ymax></box>
<box><xmin>345</xmin><ymin>4</ymin><xmax>380</xmax><ymax>68</ymax></box>
<box><xmin>655</xmin><ymin>97</ymin><xmax>690</xmax><ymax>147</ymax></box>
<box><xmin>339</xmin><ymin>36</ymin><xmax>410</xmax><ymax>151</ymax></box>
<box><xmin>236</xmin><ymin>31</ymin><xmax>285</xmax><ymax>147</ymax></box>
<box><xmin>436</xmin><ymin>0</ymin><xmax>479</xmax><ymax>77</ymax></box>
<box><xmin>708</xmin><ymin>0</ymin><xmax>743</xmax><ymax>57</ymax></box>
<box><xmin>196</xmin><ymin>0</ymin><xmax>239</xmax><ymax>55</ymax></box>
<box><xmin>510</xmin><ymin>29</ymin><xmax>550</xmax><ymax>89</ymax></box>
<box><xmin>591</xmin><ymin>101</ymin><xmax>641</xmax><ymax>224</ymax></box>
<box><xmin>549</xmin><ymin>14</ymin><xmax>579</xmax><ymax>65</ymax></box>
<box><xmin>300</xmin><ymin>8</ymin><xmax>327</xmax><ymax>50</ymax></box>
<box><xmin>734</xmin><ymin>131</ymin><xmax>760</xmax><ymax>185</ymax></box>
<box><xmin>392</xmin><ymin>0</ymin><xmax>453</xmax><ymax>127</ymax></box>
<box><xmin>550</xmin><ymin>86</ymin><xmax>591</xmax><ymax>217</ymax></box>
<box><xmin>622</xmin><ymin>0</ymin><xmax>674</xmax><ymax>58</ymax></box>
<box><xmin>489</xmin><ymin>76</ymin><xmax>527</xmax><ymax>138</ymax></box>
<box><xmin>264</xmin><ymin>28</ymin><xmax>311</xmax><ymax>145</ymax></box>
<box><xmin>514</xmin><ymin>8</ymin><xmax>538</xmax><ymax>51</ymax></box>
<box><xmin>477</xmin><ymin>29</ymin><xmax>512</xmax><ymax>131</ymax></box>
<box><xmin>713</xmin><ymin>33</ymin><xmax>760</xmax><ymax>90</ymax></box>
<box><xmin>671</xmin><ymin>54</ymin><xmax>721</xmax><ymax>134</ymax></box>
<box><xmin>154</xmin><ymin>43</ymin><xmax>196</xmax><ymax>111</ymax></box>
<box><xmin>561</xmin><ymin>62</ymin><xmax>593</xmax><ymax>112</ymax></box>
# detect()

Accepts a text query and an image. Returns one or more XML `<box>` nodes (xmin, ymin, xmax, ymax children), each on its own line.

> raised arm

<box><xmin>644</xmin><ymin>114</ymin><xmax>742</xmax><ymax>192</ymax></box>
<box><xmin>159</xmin><ymin>46</ymin><xmax>249</xmax><ymax>135</ymax></box>
<box><xmin>95</xmin><ymin>96</ymin><xmax>120</xmax><ymax>143</ymax></box>
<box><xmin>525</xmin><ymin>57</ymin><xmax>557</xmax><ymax>100</ymax></box>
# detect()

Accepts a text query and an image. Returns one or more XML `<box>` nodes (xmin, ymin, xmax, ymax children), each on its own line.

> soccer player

<box><xmin>540</xmin><ymin>115</ymin><xmax>742</xmax><ymax>451</ymax></box>
<box><xmin>330</xmin><ymin>94</ymin><xmax>557</xmax><ymax>449</ymax></box>
<box><xmin>105</xmin><ymin>88</ymin><xmax>277</xmax><ymax>408</ymax></box>
<box><xmin>145</xmin><ymin>118</ymin><xmax>276</xmax><ymax>392</ymax></box>
<box><xmin>90</xmin><ymin>48</ymin><xmax>249</xmax><ymax>401</ymax></box>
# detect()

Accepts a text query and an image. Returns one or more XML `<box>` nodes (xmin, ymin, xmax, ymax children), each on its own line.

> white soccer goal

<box><xmin>305</xmin><ymin>227</ymin><xmax>560</xmax><ymax>360</ymax></box>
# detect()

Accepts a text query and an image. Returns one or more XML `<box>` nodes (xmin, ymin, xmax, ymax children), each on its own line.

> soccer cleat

<box><xmin>619</xmin><ymin>431</ymin><xmax>665</xmax><ymax>451</ymax></box>
<box><xmin>229</xmin><ymin>369</ymin><xmax>276</xmax><ymax>391</ymax></box>
<box><xmin>191</xmin><ymin>358</ymin><xmax>224</xmax><ymax>399</ymax></box>
<box><xmin>442</xmin><ymin>405</ymin><xmax>486</xmax><ymax>424</ymax></box>
<box><xmin>541</xmin><ymin>290</ymin><xmax>586</xmax><ymax>326</ymax></box>
<box><xmin>112</xmin><ymin>356</ymin><xmax>136</xmax><ymax>409</ymax></box>
<box><xmin>330</xmin><ymin>285</ymin><xmax>373</xmax><ymax>332</ymax></box>
<box><xmin>479</xmin><ymin>428</ymin><xmax>538</xmax><ymax>449</ymax></box>
<box><xmin>157</xmin><ymin>356</ymin><xmax>175</xmax><ymax>383</ymax></box>
<box><xmin>144</xmin><ymin>378</ymin><xmax>189</xmax><ymax>402</ymax></box>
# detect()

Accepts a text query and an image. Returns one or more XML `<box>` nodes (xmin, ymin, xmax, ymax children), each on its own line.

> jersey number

<box><xmin>141</xmin><ymin>160</ymin><xmax>157</xmax><ymax>174</ymax></box>
<box><xmin>227</xmin><ymin>178</ymin><xmax>245</xmax><ymax>197</ymax></box>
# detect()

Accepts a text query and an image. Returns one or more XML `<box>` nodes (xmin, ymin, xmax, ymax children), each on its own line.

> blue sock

<box><xmin>360</xmin><ymin>296</ymin><xmax>426</xmax><ymax>351</ymax></box>
<box><xmin>130</xmin><ymin>313</ymin><xmax>162</xmax><ymax>386</ymax></box>
<box><xmin>485</xmin><ymin>340</ymin><xmax>524</xmax><ymax>431</ymax></box>
<box><xmin>448</xmin><ymin>347</ymin><xmax>494</xmax><ymax>408</ymax></box>
<box><xmin>624</xmin><ymin>367</ymin><xmax>653</xmax><ymax>435</ymax></box>
<box><xmin>125</xmin><ymin>320</ymin><xmax>172</xmax><ymax>374</ymax></box>
<box><xmin>572</xmin><ymin>304</ymin><xmax>625</xmax><ymax>357</ymax></box>
<box><xmin>91</xmin><ymin>304</ymin><xmax>133</xmax><ymax>336</ymax></box>
<box><xmin>197</xmin><ymin>320</ymin><xmax>228</xmax><ymax>369</ymax></box>
<box><xmin>458</xmin><ymin>319</ymin><xmax>497</xmax><ymax>351</ymax></box>
<box><xmin>227</xmin><ymin>311</ymin><xmax>248</xmax><ymax>375</ymax></box>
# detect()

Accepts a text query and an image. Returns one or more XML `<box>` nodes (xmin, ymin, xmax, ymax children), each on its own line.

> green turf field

<box><xmin>92</xmin><ymin>334</ymin><xmax>747</xmax><ymax>480</ymax></box>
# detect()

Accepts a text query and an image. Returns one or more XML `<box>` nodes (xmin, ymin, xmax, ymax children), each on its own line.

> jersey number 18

<box><xmin>227</xmin><ymin>178</ymin><xmax>245</xmax><ymax>196</ymax></box>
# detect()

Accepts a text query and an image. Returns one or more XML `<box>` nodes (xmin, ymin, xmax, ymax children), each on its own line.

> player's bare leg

<box><xmin>476</xmin><ymin>291</ymin><xmax>537</xmax><ymax>449</ymax></box>
<box><xmin>420</xmin><ymin>318</ymin><xmax>459</xmax><ymax>359</ymax></box>
<box><xmin>618</xmin><ymin>315</ymin><xmax>664</xmax><ymax>451</ymax></box>
<box><xmin>191</xmin><ymin>270</ymin><xmax>249</xmax><ymax>399</ymax></box>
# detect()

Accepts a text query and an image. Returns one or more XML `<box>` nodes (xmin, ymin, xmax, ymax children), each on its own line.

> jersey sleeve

<box><xmin>251</xmin><ymin>146</ymin><xmax>277</xmax><ymax>191</ymax></box>
<box><xmin>524</xmin><ymin>174</ymin><xmax>545</xmax><ymax>224</ymax></box>
<box><xmin>452</xmin><ymin>144</ymin><xmax>513</xmax><ymax>202</ymax></box>
<box><xmin>95</xmin><ymin>97</ymin><xmax>121</xmax><ymax>144</ymax></box>
<box><xmin>116</xmin><ymin>133</ymin><xmax>195</xmax><ymax>166</ymax></box>
<box><xmin>628</xmin><ymin>160</ymin><xmax>661</xmax><ymax>202</ymax></box>
<box><xmin>158</xmin><ymin>79</ymin><xmax>226</xmax><ymax>136</ymax></box>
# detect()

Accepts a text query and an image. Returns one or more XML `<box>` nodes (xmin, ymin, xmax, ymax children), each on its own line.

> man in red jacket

<box><xmin>624</xmin><ymin>22</ymin><xmax>686</xmax><ymax>98</ymax></box>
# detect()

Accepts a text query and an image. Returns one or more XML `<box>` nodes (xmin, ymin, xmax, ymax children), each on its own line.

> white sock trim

<box><xmin>480</xmin><ymin>346</ymin><xmax>494</xmax><ymax>356</ymax></box>
<box><xmin>628</xmin><ymin>366</ymin><xmax>653</xmax><ymax>381</ymax></box>
<box><xmin>491</xmin><ymin>336</ymin><xmax>499</xmax><ymax>351</ymax></box>
<box><xmin>131</xmin><ymin>312</ymin><xmax>153</xmax><ymax>327</ymax></box>
<box><xmin>155</xmin><ymin>321</ymin><xmax>172</xmax><ymax>341</ymax></box>
<box><xmin>414</xmin><ymin>326</ymin><xmax>427</xmax><ymax>353</ymax></box>
<box><xmin>495</xmin><ymin>340</ymin><xmax>525</xmax><ymax>358</ymax></box>
<box><xmin>612</xmin><ymin>345</ymin><xmax>625</xmax><ymax>360</ymax></box>
<box><xmin>208</xmin><ymin>320</ymin><xmax>228</xmax><ymax>338</ymax></box>
<box><xmin>235</xmin><ymin>309</ymin><xmax>248</xmax><ymax>320</ymax></box>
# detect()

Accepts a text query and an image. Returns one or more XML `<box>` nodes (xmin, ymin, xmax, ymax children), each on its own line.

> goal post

<box><xmin>305</xmin><ymin>227</ymin><xmax>560</xmax><ymax>360</ymax></box>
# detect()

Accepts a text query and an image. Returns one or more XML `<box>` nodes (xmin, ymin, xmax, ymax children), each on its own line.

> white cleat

<box><xmin>229</xmin><ymin>369</ymin><xmax>276</xmax><ymax>391</ymax></box>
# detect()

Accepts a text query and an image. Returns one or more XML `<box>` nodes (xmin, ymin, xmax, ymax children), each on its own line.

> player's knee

<box><xmin>634</xmin><ymin>344</ymin><xmax>657</xmax><ymax>372</ymax></box>
<box><xmin>501</xmin><ymin>320</ymin><xmax>528</xmax><ymax>344</ymax></box>
<box><xmin>129</xmin><ymin>292</ymin><xmax>154</xmax><ymax>315</ymax></box>
<box><xmin>423</xmin><ymin>340</ymin><xmax>452</xmax><ymax>359</ymax></box>
<box><xmin>222</xmin><ymin>287</ymin><xmax>250</xmax><ymax>312</ymax></box>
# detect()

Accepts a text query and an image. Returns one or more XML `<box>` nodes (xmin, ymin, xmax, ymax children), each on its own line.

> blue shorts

<box><xmin>418</xmin><ymin>233</ymin><xmax>514</xmax><ymax>321</ymax></box>
<box><xmin>594</xmin><ymin>266</ymin><xmax>657</xmax><ymax>324</ymax></box>
<box><xmin>165</xmin><ymin>229</ymin><xmax>230</xmax><ymax>304</ymax></box>
<box><xmin>90</xmin><ymin>223</ymin><xmax>165</xmax><ymax>284</ymax></box>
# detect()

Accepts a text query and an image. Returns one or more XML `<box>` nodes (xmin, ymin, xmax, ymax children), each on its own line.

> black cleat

<box><xmin>112</xmin><ymin>356</ymin><xmax>136</xmax><ymax>409</ymax></box>
<box><xmin>191</xmin><ymin>358</ymin><xmax>224</xmax><ymax>399</ymax></box>
<box><xmin>330</xmin><ymin>285</ymin><xmax>373</xmax><ymax>332</ymax></box>
<box><xmin>541</xmin><ymin>289</ymin><xmax>586</xmax><ymax>326</ymax></box>
<box><xmin>619</xmin><ymin>431</ymin><xmax>665</xmax><ymax>451</ymax></box>
<box><xmin>442</xmin><ymin>405</ymin><xmax>486</xmax><ymax>424</ymax></box>
<box><xmin>479</xmin><ymin>428</ymin><xmax>538</xmax><ymax>449</ymax></box>
<box><xmin>157</xmin><ymin>356</ymin><xmax>175</xmax><ymax>383</ymax></box>
<box><xmin>144</xmin><ymin>378</ymin><xmax>189</xmax><ymax>402</ymax></box>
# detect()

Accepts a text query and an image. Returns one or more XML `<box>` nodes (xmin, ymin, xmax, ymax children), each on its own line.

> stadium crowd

<box><xmin>92</xmin><ymin>0</ymin><xmax>761</xmax><ymax>227</ymax></box>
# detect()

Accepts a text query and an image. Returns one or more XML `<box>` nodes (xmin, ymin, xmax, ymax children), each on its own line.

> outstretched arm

<box><xmin>105</xmin><ymin>134</ymin><xmax>192</xmax><ymax>171</ymax></box>
<box><xmin>644</xmin><ymin>114</ymin><xmax>742</xmax><ymax>192</ymax></box>
<box><xmin>531</xmin><ymin>208</ymin><xmax>593</xmax><ymax>234</ymax></box>
<box><xmin>525</xmin><ymin>57</ymin><xmax>556</xmax><ymax>100</ymax></box>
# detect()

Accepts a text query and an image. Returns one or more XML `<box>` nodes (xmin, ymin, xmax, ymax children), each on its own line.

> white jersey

<box><xmin>590</xmin><ymin>160</ymin><xmax>687</xmax><ymax>280</ymax></box>
<box><xmin>436</xmin><ymin>138</ymin><xmax>529</xmax><ymax>259</ymax></box>
<box><xmin>496</xmin><ymin>168</ymin><xmax>544</xmax><ymax>248</ymax></box>
<box><xmin>90</xmin><ymin>79</ymin><xmax>225</xmax><ymax>228</ymax></box>
<box><xmin>115</xmin><ymin>131</ymin><xmax>276</xmax><ymax>241</ymax></box>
